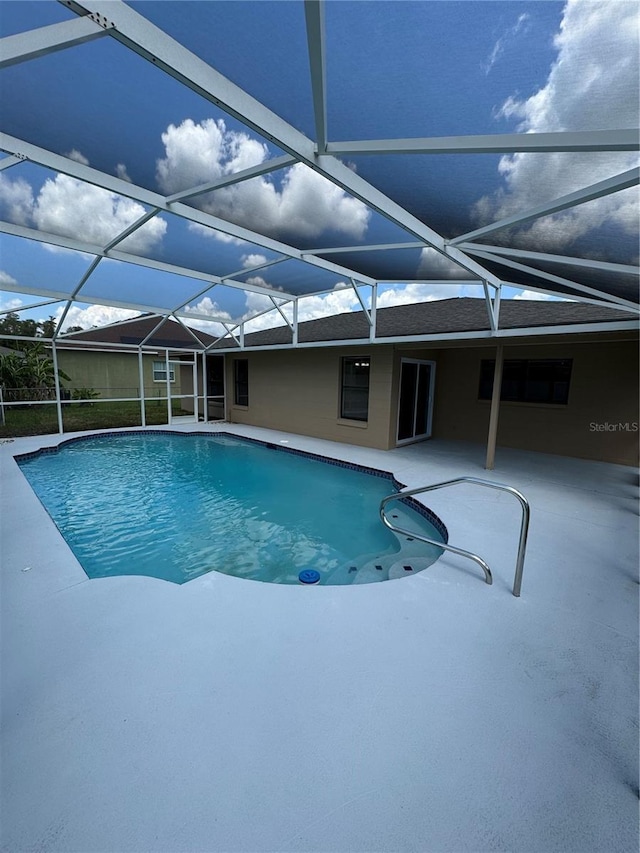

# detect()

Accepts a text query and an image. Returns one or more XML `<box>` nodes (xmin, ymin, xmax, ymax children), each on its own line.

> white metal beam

<box><xmin>0</xmin><ymin>297</ymin><xmax>63</xmax><ymax>316</ymax></box>
<box><xmin>482</xmin><ymin>282</ymin><xmax>497</xmax><ymax>332</ymax></box>
<box><xmin>58</xmin><ymin>2</ymin><xmax>500</xmax><ymax>286</ymax></box>
<box><xmin>269</xmin><ymin>297</ymin><xmax>294</xmax><ymax>331</ymax></box>
<box><xmin>369</xmin><ymin>285</ymin><xmax>377</xmax><ymax>341</ymax></box>
<box><xmin>140</xmin><ymin>315</ymin><xmax>169</xmax><ymax>346</ymax></box>
<box><xmin>450</xmin><ymin>168</ymin><xmax>640</xmax><ymax>246</ymax></box>
<box><xmin>222</xmin><ymin>257</ymin><xmax>288</xmax><ymax>280</ymax></box>
<box><xmin>314</xmin><ymin>153</ymin><xmax>501</xmax><ymax>285</ymax></box>
<box><xmin>209</xmin><ymin>319</ymin><xmax>640</xmax><ymax>352</ymax></box>
<box><xmin>103</xmin><ymin>208</ymin><xmax>160</xmax><ymax>252</ymax></box>
<box><xmin>164</xmin><ymin>155</ymin><xmax>296</xmax><ymax>203</ymax></box>
<box><xmin>0</xmin><ymin>219</ymin><xmax>298</xmax><ymax>300</ymax></box>
<box><xmin>0</xmin><ymin>154</ymin><xmax>26</xmax><ymax>172</ymax></box>
<box><xmin>54</xmin><ymin>256</ymin><xmax>102</xmax><ymax>338</ymax></box>
<box><xmin>350</xmin><ymin>279</ymin><xmax>372</xmax><ymax>326</ymax></box>
<box><xmin>326</xmin><ymin>129</ymin><xmax>640</xmax><ymax>156</ymax></box>
<box><xmin>498</xmin><ymin>280</ymin><xmax>637</xmax><ymax>314</ymax></box>
<box><xmin>171</xmin><ymin>314</ymin><xmax>207</xmax><ymax>348</ymax></box>
<box><xmin>304</xmin><ymin>0</ymin><xmax>328</xmax><ymax>152</ymax></box>
<box><xmin>468</xmin><ymin>249</ymin><xmax>640</xmax><ymax>311</ymax></box>
<box><xmin>0</xmin><ymin>16</ymin><xmax>110</xmax><ymax>69</ymax></box>
<box><xmin>455</xmin><ymin>244</ymin><xmax>640</xmax><ymax>277</ymax></box>
<box><xmin>0</xmin><ymin>132</ymin><xmax>376</xmax><ymax>287</ymax></box>
<box><xmin>305</xmin><ymin>242</ymin><xmax>427</xmax><ymax>255</ymax></box>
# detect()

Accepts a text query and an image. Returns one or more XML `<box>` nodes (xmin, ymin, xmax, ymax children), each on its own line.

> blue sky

<box><xmin>0</xmin><ymin>0</ymin><xmax>637</xmax><ymax>333</ymax></box>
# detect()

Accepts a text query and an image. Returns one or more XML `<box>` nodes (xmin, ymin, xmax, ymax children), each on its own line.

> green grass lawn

<box><xmin>0</xmin><ymin>400</ymin><xmax>189</xmax><ymax>438</ymax></box>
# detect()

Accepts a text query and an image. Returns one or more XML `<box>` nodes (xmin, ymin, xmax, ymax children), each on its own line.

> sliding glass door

<box><xmin>396</xmin><ymin>359</ymin><xmax>435</xmax><ymax>444</ymax></box>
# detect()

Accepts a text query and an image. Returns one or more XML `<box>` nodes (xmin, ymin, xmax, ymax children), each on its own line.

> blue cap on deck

<box><xmin>299</xmin><ymin>569</ymin><xmax>321</xmax><ymax>584</ymax></box>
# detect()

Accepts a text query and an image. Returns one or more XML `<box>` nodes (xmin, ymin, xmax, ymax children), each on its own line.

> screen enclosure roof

<box><xmin>0</xmin><ymin>0</ymin><xmax>638</xmax><ymax>346</ymax></box>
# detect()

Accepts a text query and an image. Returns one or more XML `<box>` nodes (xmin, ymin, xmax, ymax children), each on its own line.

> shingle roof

<box><xmin>213</xmin><ymin>298</ymin><xmax>637</xmax><ymax>349</ymax></box>
<box><xmin>59</xmin><ymin>316</ymin><xmax>216</xmax><ymax>349</ymax></box>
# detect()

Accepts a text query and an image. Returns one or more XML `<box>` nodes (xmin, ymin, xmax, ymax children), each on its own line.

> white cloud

<box><xmin>181</xmin><ymin>296</ymin><xmax>234</xmax><ymax>337</ymax></box>
<box><xmin>65</xmin><ymin>149</ymin><xmax>90</xmax><ymax>165</ymax></box>
<box><xmin>376</xmin><ymin>282</ymin><xmax>466</xmax><ymax>308</ymax></box>
<box><xmin>156</xmin><ymin>118</ymin><xmax>370</xmax><ymax>242</ymax></box>
<box><xmin>474</xmin><ymin>0</ymin><xmax>639</xmax><ymax>250</ymax></box>
<box><xmin>33</xmin><ymin>174</ymin><xmax>167</xmax><ymax>254</ymax></box>
<box><xmin>0</xmin><ymin>270</ymin><xmax>19</xmax><ymax>288</ymax></box>
<box><xmin>483</xmin><ymin>13</ymin><xmax>531</xmax><ymax>74</ymax></box>
<box><xmin>0</xmin><ymin>296</ymin><xmax>23</xmax><ymax>312</ymax></box>
<box><xmin>116</xmin><ymin>163</ymin><xmax>132</xmax><ymax>183</ymax></box>
<box><xmin>56</xmin><ymin>304</ymin><xmax>140</xmax><ymax>332</ymax></box>
<box><xmin>0</xmin><ymin>168</ymin><xmax>167</xmax><ymax>255</ymax></box>
<box><xmin>241</xmin><ymin>253</ymin><xmax>268</xmax><ymax>269</ymax></box>
<box><xmin>241</xmin><ymin>281</ymin><xmax>473</xmax><ymax>333</ymax></box>
<box><xmin>513</xmin><ymin>289</ymin><xmax>560</xmax><ymax>301</ymax></box>
<box><xmin>417</xmin><ymin>248</ymin><xmax>470</xmax><ymax>279</ymax></box>
<box><xmin>0</xmin><ymin>173</ymin><xmax>34</xmax><ymax>226</ymax></box>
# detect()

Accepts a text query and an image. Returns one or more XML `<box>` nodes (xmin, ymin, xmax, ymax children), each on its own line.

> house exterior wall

<box><xmin>403</xmin><ymin>337</ymin><xmax>639</xmax><ymax>466</ymax></box>
<box><xmin>227</xmin><ymin>334</ymin><xmax>638</xmax><ymax>466</ymax></box>
<box><xmin>56</xmin><ymin>350</ymin><xmax>184</xmax><ymax>400</ymax></box>
<box><xmin>226</xmin><ymin>346</ymin><xmax>396</xmax><ymax>449</ymax></box>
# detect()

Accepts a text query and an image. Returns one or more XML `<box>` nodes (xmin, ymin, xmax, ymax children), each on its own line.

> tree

<box><xmin>0</xmin><ymin>317</ymin><xmax>71</xmax><ymax>401</ymax></box>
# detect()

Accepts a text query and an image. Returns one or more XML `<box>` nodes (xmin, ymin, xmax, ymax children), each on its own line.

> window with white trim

<box><xmin>153</xmin><ymin>360</ymin><xmax>176</xmax><ymax>382</ymax></box>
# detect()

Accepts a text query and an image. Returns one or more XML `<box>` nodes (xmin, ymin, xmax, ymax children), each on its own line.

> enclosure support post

<box><xmin>201</xmin><ymin>352</ymin><xmax>208</xmax><ymax>424</ymax></box>
<box><xmin>485</xmin><ymin>343</ymin><xmax>504</xmax><ymax>470</ymax></box>
<box><xmin>165</xmin><ymin>349</ymin><xmax>171</xmax><ymax>425</ymax></box>
<box><xmin>192</xmin><ymin>353</ymin><xmax>198</xmax><ymax>421</ymax></box>
<box><xmin>369</xmin><ymin>284</ymin><xmax>377</xmax><ymax>341</ymax></box>
<box><xmin>138</xmin><ymin>348</ymin><xmax>146</xmax><ymax>427</ymax></box>
<box><xmin>51</xmin><ymin>340</ymin><xmax>64</xmax><ymax>435</ymax></box>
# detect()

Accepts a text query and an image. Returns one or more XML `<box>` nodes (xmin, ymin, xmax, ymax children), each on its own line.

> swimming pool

<box><xmin>16</xmin><ymin>431</ymin><xmax>446</xmax><ymax>585</ymax></box>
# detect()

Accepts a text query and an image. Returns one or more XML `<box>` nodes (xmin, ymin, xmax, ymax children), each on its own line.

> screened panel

<box><xmin>127</xmin><ymin>212</ymin><xmax>287</xmax><ymax>279</ymax></box>
<box><xmin>316</xmin><ymin>247</ymin><xmax>472</xmax><ymax>282</ymax></box>
<box><xmin>0</xmin><ymin>0</ymin><xmax>636</xmax><ymax>336</ymax></box>
<box><xmin>481</xmin><ymin>256</ymin><xmax>639</xmax><ymax>305</ymax></box>
<box><xmin>232</xmin><ymin>259</ymin><xmax>350</xmax><ymax>296</ymax></box>
<box><xmin>325</xmin><ymin>1</ymin><xmax>566</xmax><ymax>139</ymax></box>
<box><xmin>0</xmin><ymin>233</ymin><xmax>95</xmax><ymax>298</ymax></box>
<box><xmin>0</xmin><ymin>29</ymin><xmax>285</xmax><ymax>193</ymax></box>
<box><xmin>466</xmin><ymin>185</ymin><xmax>640</xmax><ymax>266</ymax></box>
<box><xmin>78</xmin><ymin>259</ymin><xmax>215</xmax><ymax>312</ymax></box>
<box><xmin>132</xmin><ymin>1</ymin><xmax>316</xmax><ymax>139</ymax></box>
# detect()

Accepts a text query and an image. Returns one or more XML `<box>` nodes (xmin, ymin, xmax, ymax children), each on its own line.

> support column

<box><xmin>201</xmin><ymin>352</ymin><xmax>208</xmax><ymax>424</ymax></box>
<box><xmin>485</xmin><ymin>343</ymin><xmax>504</xmax><ymax>470</ymax></box>
<box><xmin>138</xmin><ymin>348</ymin><xmax>146</xmax><ymax>427</ymax></box>
<box><xmin>51</xmin><ymin>340</ymin><xmax>64</xmax><ymax>435</ymax></box>
<box><xmin>165</xmin><ymin>349</ymin><xmax>171</xmax><ymax>424</ymax></box>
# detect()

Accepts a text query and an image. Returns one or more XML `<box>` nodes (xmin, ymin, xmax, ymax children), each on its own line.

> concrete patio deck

<box><xmin>1</xmin><ymin>424</ymin><xmax>638</xmax><ymax>853</ymax></box>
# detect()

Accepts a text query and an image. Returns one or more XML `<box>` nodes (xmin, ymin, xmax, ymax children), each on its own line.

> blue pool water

<box><xmin>17</xmin><ymin>432</ymin><xmax>446</xmax><ymax>585</ymax></box>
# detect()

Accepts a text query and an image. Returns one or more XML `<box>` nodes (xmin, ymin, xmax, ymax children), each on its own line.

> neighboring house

<box><xmin>54</xmin><ymin>316</ymin><xmax>225</xmax><ymax>418</ymax></box>
<box><xmin>212</xmin><ymin>298</ymin><xmax>639</xmax><ymax>466</ymax></box>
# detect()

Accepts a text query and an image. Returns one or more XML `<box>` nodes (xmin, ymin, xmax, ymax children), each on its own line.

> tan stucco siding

<box><xmin>227</xmin><ymin>347</ymin><xmax>395</xmax><ymax>449</ymax></box>
<box><xmin>56</xmin><ymin>351</ymin><xmax>183</xmax><ymax>398</ymax></box>
<box><xmin>429</xmin><ymin>339</ymin><xmax>639</xmax><ymax>465</ymax></box>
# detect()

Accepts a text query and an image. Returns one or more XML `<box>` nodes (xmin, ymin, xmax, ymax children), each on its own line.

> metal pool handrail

<box><xmin>380</xmin><ymin>477</ymin><xmax>530</xmax><ymax>597</ymax></box>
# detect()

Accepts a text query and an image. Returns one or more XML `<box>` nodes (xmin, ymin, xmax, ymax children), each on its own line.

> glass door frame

<box><xmin>395</xmin><ymin>358</ymin><xmax>436</xmax><ymax>446</ymax></box>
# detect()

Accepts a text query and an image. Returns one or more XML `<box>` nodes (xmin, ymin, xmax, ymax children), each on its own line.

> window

<box><xmin>479</xmin><ymin>359</ymin><xmax>572</xmax><ymax>405</ymax></box>
<box><xmin>153</xmin><ymin>360</ymin><xmax>176</xmax><ymax>382</ymax></box>
<box><xmin>234</xmin><ymin>359</ymin><xmax>249</xmax><ymax>406</ymax></box>
<box><xmin>341</xmin><ymin>356</ymin><xmax>370</xmax><ymax>421</ymax></box>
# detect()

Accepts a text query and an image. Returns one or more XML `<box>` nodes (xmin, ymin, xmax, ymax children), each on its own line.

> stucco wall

<box><xmin>226</xmin><ymin>334</ymin><xmax>638</xmax><ymax>465</ymax></box>
<box><xmin>426</xmin><ymin>338</ymin><xmax>639</xmax><ymax>466</ymax></box>
<box><xmin>226</xmin><ymin>347</ymin><xmax>395</xmax><ymax>449</ymax></box>
<box><xmin>56</xmin><ymin>350</ymin><xmax>183</xmax><ymax>399</ymax></box>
